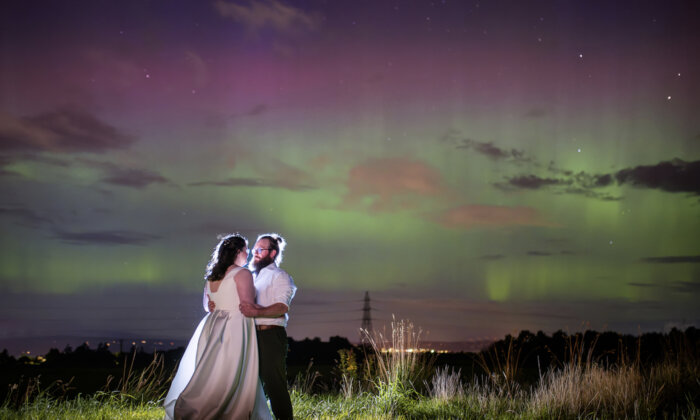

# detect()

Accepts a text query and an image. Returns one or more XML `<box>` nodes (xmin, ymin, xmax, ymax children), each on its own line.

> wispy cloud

<box><xmin>189</xmin><ymin>177</ymin><xmax>313</xmax><ymax>191</ymax></box>
<box><xmin>191</xmin><ymin>158</ymin><xmax>316</xmax><ymax>191</ymax></box>
<box><xmin>442</xmin><ymin>129</ymin><xmax>530</xmax><ymax>163</ymax></box>
<box><xmin>434</xmin><ymin>204</ymin><xmax>557</xmax><ymax>229</ymax></box>
<box><xmin>502</xmin><ymin>159</ymin><xmax>699</xmax><ymax>199</ymax></box>
<box><xmin>441</xmin><ymin>130</ymin><xmax>700</xmax><ymax>201</ymax></box>
<box><xmin>341</xmin><ymin>158</ymin><xmax>446</xmax><ymax>212</ymax></box>
<box><xmin>75</xmin><ymin>158</ymin><xmax>172</xmax><ymax>189</ymax></box>
<box><xmin>52</xmin><ymin>229</ymin><xmax>161</xmax><ymax>246</ymax></box>
<box><xmin>640</xmin><ymin>255</ymin><xmax>700</xmax><ymax>264</ymax></box>
<box><xmin>615</xmin><ymin>159</ymin><xmax>700</xmax><ymax>195</ymax></box>
<box><xmin>628</xmin><ymin>279</ymin><xmax>700</xmax><ymax>294</ymax></box>
<box><xmin>101</xmin><ymin>168</ymin><xmax>171</xmax><ymax>189</ymax></box>
<box><xmin>0</xmin><ymin>206</ymin><xmax>53</xmax><ymax>228</ymax></box>
<box><xmin>230</xmin><ymin>104</ymin><xmax>270</xmax><ymax>120</ymax></box>
<box><xmin>0</xmin><ymin>109</ymin><xmax>134</xmax><ymax>154</ymax></box>
<box><xmin>496</xmin><ymin>175</ymin><xmax>570</xmax><ymax>190</ymax></box>
<box><xmin>457</xmin><ymin>139</ymin><xmax>530</xmax><ymax>163</ymax></box>
<box><xmin>214</xmin><ymin>0</ymin><xmax>321</xmax><ymax>35</ymax></box>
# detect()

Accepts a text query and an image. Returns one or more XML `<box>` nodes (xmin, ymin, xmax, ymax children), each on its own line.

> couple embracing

<box><xmin>164</xmin><ymin>233</ymin><xmax>297</xmax><ymax>420</ymax></box>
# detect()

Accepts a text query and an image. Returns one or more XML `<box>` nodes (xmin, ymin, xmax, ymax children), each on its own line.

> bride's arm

<box><xmin>233</xmin><ymin>268</ymin><xmax>256</xmax><ymax>307</ymax></box>
<box><xmin>202</xmin><ymin>284</ymin><xmax>210</xmax><ymax>312</ymax></box>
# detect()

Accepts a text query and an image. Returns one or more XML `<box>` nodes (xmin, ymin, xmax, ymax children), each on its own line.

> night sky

<box><xmin>1</xmin><ymin>0</ymin><xmax>699</xmax><ymax>355</ymax></box>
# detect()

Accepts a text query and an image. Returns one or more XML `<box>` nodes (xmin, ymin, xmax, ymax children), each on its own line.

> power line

<box><xmin>361</xmin><ymin>291</ymin><xmax>373</xmax><ymax>338</ymax></box>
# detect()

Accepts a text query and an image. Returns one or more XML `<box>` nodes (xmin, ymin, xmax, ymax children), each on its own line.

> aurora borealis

<box><xmin>1</xmin><ymin>0</ymin><xmax>699</xmax><ymax>354</ymax></box>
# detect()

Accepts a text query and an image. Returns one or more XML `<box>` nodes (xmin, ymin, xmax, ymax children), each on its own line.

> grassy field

<box><xmin>2</xmin><ymin>320</ymin><xmax>698</xmax><ymax>419</ymax></box>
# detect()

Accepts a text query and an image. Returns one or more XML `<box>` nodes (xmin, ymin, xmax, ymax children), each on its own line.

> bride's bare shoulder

<box><xmin>233</xmin><ymin>267</ymin><xmax>252</xmax><ymax>280</ymax></box>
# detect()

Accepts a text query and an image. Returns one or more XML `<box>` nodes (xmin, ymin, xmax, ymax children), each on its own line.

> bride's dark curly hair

<box><xmin>204</xmin><ymin>233</ymin><xmax>248</xmax><ymax>282</ymax></box>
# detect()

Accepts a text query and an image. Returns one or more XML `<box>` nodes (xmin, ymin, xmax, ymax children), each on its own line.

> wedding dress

<box><xmin>164</xmin><ymin>266</ymin><xmax>271</xmax><ymax>419</ymax></box>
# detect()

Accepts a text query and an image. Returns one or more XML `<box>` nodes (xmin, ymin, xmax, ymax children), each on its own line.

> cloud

<box><xmin>628</xmin><ymin>279</ymin><xmax>700</xmax><ymax>294</ymax></box>
<box><xmin>457</xmin><ymin>139</ymin><xmax>530</xmax><ymax>162</ymax></box>
<box><xmin>213</xmin><ymin>0</ymin><xmax>321</xmax><ymax>34</ymax></box>
<box><xmin>189</xmin><ymin>177</ymin><xmax>313</xmax><ymax>191</ymax></box>
<box><xmin>307</xmin><ymin>154</ymin><xmax>332</xmax><ymax>171</ymax></box>
<box><xmin>0</xmin><ymin>109</ymin><xmax>134</xmax><ymax>154</ymax></box>
<box><xmin>640</xmin><ymin>255</ymin><xmax>700</xmax><ymax>264</ymax></box>
<box><xmin>341</xmin><ymin>158</ymin><xmax>446</xmax><ymax>212</ymax></box>
<box><xmin>527</xmin><ymin>251</ymin><xmax>552</xmax><ymax>256</ymax></box>
<box><xmin>245</xmin><ymin>104</ymin><xmax>268</xmax><ymax>117</ymax></box>
<box><xmin>496</xmin><ymin>171</ymin><xmax>622</xmax><ymax>201</ymax></box>
<box><xmin>231</xmin><ymin>104</ymin><xmax>270</xmax><ymax>120</ymax></box>
<box><xmin>546</xmin><ymin>161</ymin><xmax>573</xmax><ymax>176</ymax></box>
<box><xmin>101</xmin><ymin>168</ymin><xmax>171</xmax><ymax>189</ymax></box>
<box><xmin>0</xmin><ymin>206</ymin><xmax>53</xmax><ymax>228</ymax></box>
<box><xmin>0</xmin><ymin>153</ymin><xmax>71</xmax><ymax>169</ymax></box>
<box><xmin>615</xmin><ymin>159</ymin><xmax>700</xmax><ymax>195</ymax></box>
<box><xmin>497</xmin><ymin>175</ymin><xmax>570</xmax><ymax>190</ymax></box>
<box><xmin>441</xmin><ymin>129</ymin><xmax>531</xmax><ymax>163</ymax></box>
<box><xmin>52</xmin><ymin>229</ymin><xmax>161</xmax><ymax>246</ymax></box>
<box><xmin>192</xmin><ymin>159</ymin><xmax>316</xmax><ymax>191</ymax></box>
<box><xmin>74</xmin><ymin>158</ymin><xmax>172</xmax><ymax>189</ymax></box>
<box><xmin>559</xmin><ymin>187</ymin><xmax>622</xmax><ymax>201</ymax></box>
<box><xmin>574</xmin><ymin>172</ymin><xmax>614</xmax><ymax>188</ymax></box>
<box><xmin>434</xmin><ymin>204</ymin><xmax>557</xmax><ymax>229</ymax></box>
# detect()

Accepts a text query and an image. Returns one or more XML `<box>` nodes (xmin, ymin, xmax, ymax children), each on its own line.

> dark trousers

<box><xmin>257</xmin><ymin>327</ymin><xmax>293</xmax><ymax>420</ymax></box>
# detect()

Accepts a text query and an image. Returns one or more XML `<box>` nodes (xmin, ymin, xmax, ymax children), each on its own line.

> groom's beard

<box><xmin>251</xmin><ymin>255</ymin><xmax>274</xmax><ymax>273</ymax></box>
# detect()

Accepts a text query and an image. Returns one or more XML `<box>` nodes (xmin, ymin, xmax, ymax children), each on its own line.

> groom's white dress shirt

<box><xmin>254</xmin><ymin>262</ymin><xmax>296</xmax><ymax>327</ymax></box>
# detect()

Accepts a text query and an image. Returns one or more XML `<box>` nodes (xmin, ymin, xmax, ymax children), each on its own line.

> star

<box><xmin>578</xmin><ymin>53</ymin><xmax>583</xmax><ymax>59</ymax></box>
<box><xmin>667</xmin><ymin>95</ymin><xmax>671</xmax><ymax>100</ymax></box>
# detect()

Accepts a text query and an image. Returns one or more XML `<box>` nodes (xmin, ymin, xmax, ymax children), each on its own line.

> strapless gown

<box><xmin>164</xmin><ymin>267</ymin><xmax>271</xmax><ymax>419</ymax></box>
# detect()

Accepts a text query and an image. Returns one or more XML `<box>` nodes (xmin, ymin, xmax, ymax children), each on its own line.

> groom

<box><xmin>211</xmin><ymin>233</ymin><xmax>296</xmax><ymax>420</ymax></box>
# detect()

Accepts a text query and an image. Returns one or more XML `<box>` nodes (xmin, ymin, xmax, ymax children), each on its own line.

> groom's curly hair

<box><xmin>205</xmin><ymin>233</ymin><xmax>248</xmax><ymax>282</ymax></box>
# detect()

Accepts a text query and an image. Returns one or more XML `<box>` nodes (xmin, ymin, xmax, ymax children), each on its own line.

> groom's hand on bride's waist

<box><xmin>207</xmin><ymin>299</ymin><xmax>216</xmax><ymax>312</ymax></box>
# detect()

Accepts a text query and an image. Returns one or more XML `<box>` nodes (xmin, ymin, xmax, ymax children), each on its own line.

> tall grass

<box><xmin>113</xmin><ymin>351</ymin><xmax>172</xmax><ymax>403</ymax></box>
<box><xmin>360</xmin><ymin>317</ymin><xmax>430</xmax><ymax>391</ymax></box>
<box><xmin>425</xmin><ymin>366</ymin><xmax>463</xmax><ymax>401</ymax></box>
<box><xmin>1</xmin><ymin>351</ymin><xmax>171</xmax><ymax>419</ymax></box>
<box><xmin>477</xmin><ymin>333</ymin><xmax>524</xmax><ymax>397</ymax></box>
<box><xmin>2</xmin><ymin>323</ymin><xmax>698</xmax><ymax>419</ymax></box>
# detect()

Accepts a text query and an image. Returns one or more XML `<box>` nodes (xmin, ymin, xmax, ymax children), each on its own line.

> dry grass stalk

<box><xmin>291</xmin><ymin>360</ymin><xmax>321</xmax><ymax>395</ymax></box>
<box><xmin>361</xmin><ymin>316</ymin><xmax>425</xmax><ymax>390</ymax></box>
<box><xmin>117</xmin><ymin>351</ymin><xmax>171</xmax><ymax>402</ymax></box>
<box><xmin>477</xmin><ymin>334</ymin><xmax>523</xmax><ymax>396</ymax></box>
<box><xmin>530</xmin><ymin>363</ymin><xmax>648</xmax><ymax>417</ymax></box>
<box><xmin>426</xmin><ymin>366</ymin><xmax>463</xmax><ymax>401</ymax></box>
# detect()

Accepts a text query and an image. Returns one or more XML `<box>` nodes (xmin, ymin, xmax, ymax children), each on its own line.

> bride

<box><xmin>164</xmin><ymin>234</ymin><xmax>271</xmax><ymax>419</ymax></box>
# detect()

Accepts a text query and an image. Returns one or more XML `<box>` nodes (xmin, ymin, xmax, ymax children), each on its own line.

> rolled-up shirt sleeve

<box><xmin>270</xmin><ymin>271</ymin><xmax>297</xmax><ymax>308</ymax></box>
